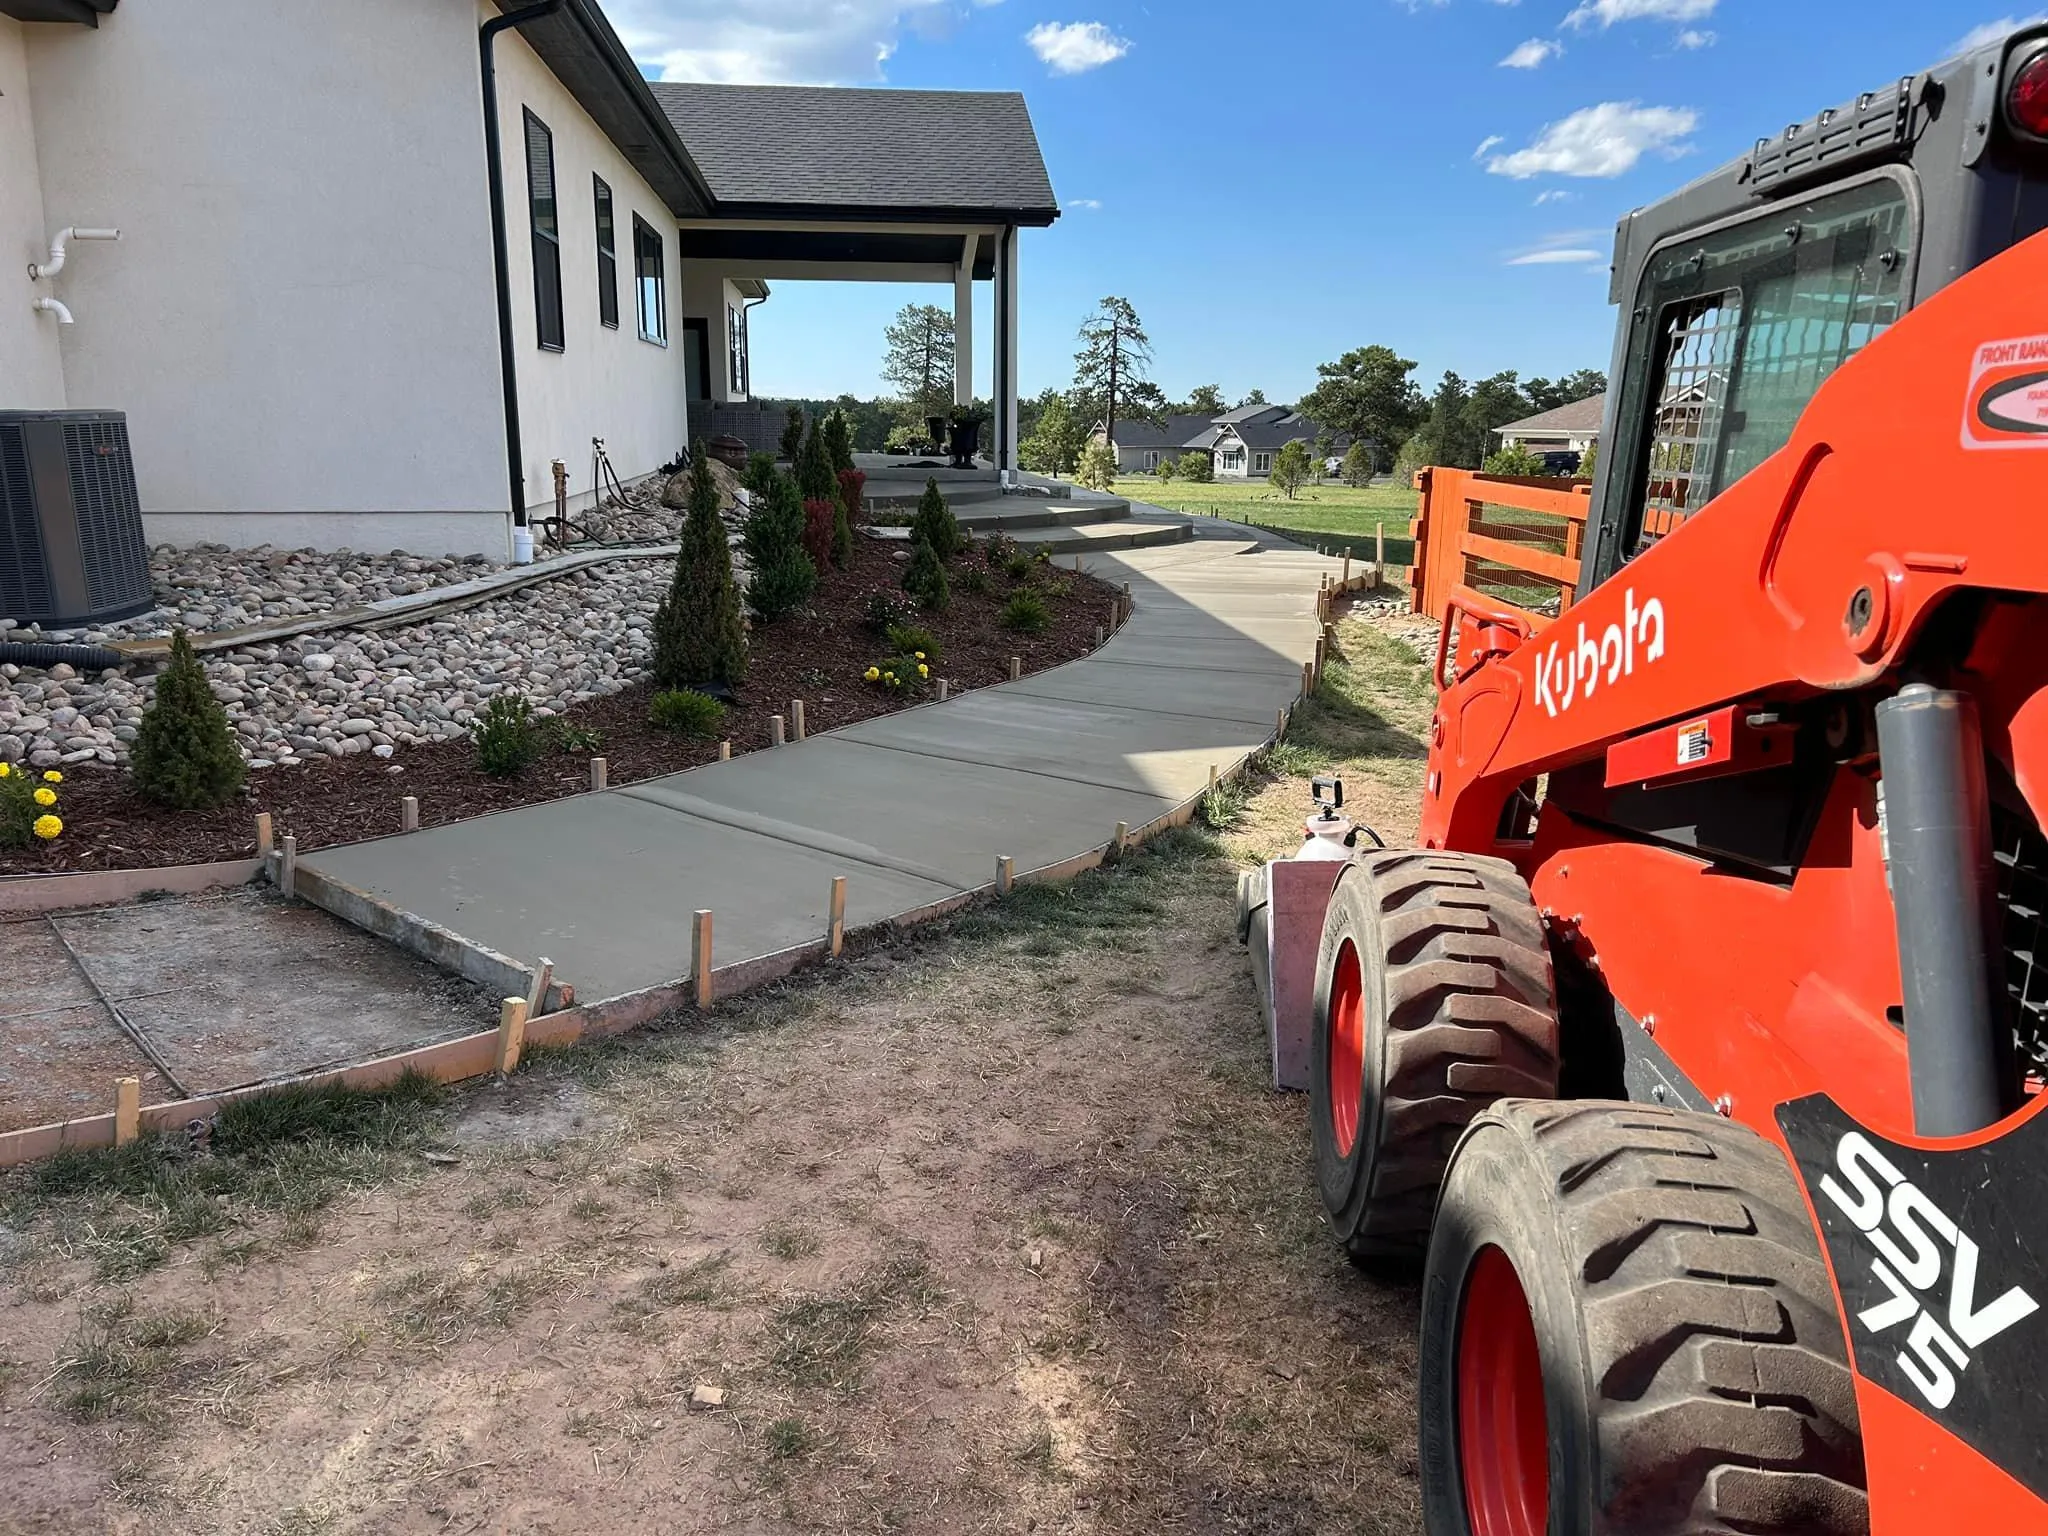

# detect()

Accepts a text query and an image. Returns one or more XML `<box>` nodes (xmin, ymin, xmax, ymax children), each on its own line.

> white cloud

<box><xmin>1026</xmin><ymin>20</ymin><xmax>1131</xmax><ymax>74</ymax></box>
<box><xmin>1473</xmin><ymin>134</ymin><xmax>1506</xmax><ymax>160</ymax></box>
<box><xmin>1500</xmin><ymin>37</ymin><xmax>1562</xmax><ymax>67</ymax></box>
<box><xmin>1534</xmin><ymin>188</ymin><xmax>1573</xmax><ymax>203</ymax></box>
<box><xmin>1065</xmin><ymin>197</ymin><xmax>1103</xmax><ymax>210</ymax></box>
<box><xmin>1486</xmin><ymin>102</ymin><xmax>1699</xmax><ymax>178</ymax></box>
<box><xmin>1564</xmin><ymin>0</ymin><xmax>1715</xmax><ymax>29</ymax></box>
<box><xmin>1950</xmin><ymin>15</ymin><xmax>2048</xmax><ymax>56</ymax></box>
<box><xmin>611</xmin><ymin>0</ymin><xmax>1002</xmax><ymax>84</ymax></box>
<box><xmin>1508</xmin><ymin>247</ymin><xmax>1605</xmax><ymax>265</ymax></box>
<box><xmin>1673</xmin><ymin>27</ymin><xmax>1715</xmax><ymax>47</ymax></box>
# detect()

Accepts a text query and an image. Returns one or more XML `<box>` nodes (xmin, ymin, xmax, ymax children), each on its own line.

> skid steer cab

<box><xmin>1244</xmin><ymin>23</ymin><xmax>2048</xmax><ymax>1536</ymax></box>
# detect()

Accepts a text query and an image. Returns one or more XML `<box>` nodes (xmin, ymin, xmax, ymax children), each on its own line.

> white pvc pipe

<box><xmin>28</xmin><ymin>226</ymin><xmax>119</xmax><ymax>281</ymax></box>
<box><xmin>31</xmin><ymin>296</ymin><xmax>73</xmax><ymax>325</ymax></box>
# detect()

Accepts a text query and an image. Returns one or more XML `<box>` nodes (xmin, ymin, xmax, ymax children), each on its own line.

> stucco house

<box><xmin>1097</xmin><ymin>403</ymin><xmax>1342</xmax><ymax>480</ymax></box>
<box><xmin>1492</xmin><ymin>394</ymin><xmax>1607</xmax><ymax>457</ymax></box>
<box><xmin>2</xmin><ymin>0</ymin><xmax>1057</xmax><ymax>560</ymax></box>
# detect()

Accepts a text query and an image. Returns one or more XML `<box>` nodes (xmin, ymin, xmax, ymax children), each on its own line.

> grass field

<box><xmin>1114</xmin><ymin>476</ymin><xmax>1418</xmax><ymax>566</ymax></box>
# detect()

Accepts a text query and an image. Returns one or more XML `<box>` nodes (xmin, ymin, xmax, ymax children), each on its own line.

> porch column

<box><xmin>954</xmin><ymin>237</ymin><xmax>975</xmax><ymax>411</ymax></box>
<box><xmin>1000</xmin><ymin>225</ymin><xmax>1020</xmax><ymax>476</ymax></box>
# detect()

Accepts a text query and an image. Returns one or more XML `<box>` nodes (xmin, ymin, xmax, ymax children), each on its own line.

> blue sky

<box><xmin>611</xmin><ymin>0</ymin><xmax>2039</xmax><ymax>405</ymax></box>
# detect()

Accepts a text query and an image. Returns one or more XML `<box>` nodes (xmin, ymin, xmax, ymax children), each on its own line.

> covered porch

<box><xmin>649</xmin><ymin>82</ymin><xmax>1060</xmax><ymax>473</ymax></box>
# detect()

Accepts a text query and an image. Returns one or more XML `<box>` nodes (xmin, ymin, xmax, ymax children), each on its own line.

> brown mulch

<box><xmin>1</xmin><ymin>538</ymin><xmax>1119</xmax><ymax>876</ymax></box>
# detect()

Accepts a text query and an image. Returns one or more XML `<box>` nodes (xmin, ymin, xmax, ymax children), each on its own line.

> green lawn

<box><xmin>1114</xmin><ymin>476</ymin><xmax>1419</xmax><ymax>567</ymax></box>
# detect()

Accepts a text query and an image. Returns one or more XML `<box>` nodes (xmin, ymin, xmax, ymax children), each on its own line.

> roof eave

<box><xmin>696</xmin><ymin>200</ymin><xmax>1060</xmax><ymax>228</ymax></box>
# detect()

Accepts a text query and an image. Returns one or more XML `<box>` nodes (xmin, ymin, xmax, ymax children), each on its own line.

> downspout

<box><xmin>740</xmin><ymin>294</ymin><xmax>768</xmax><ymax>400</ymax></box>
<box><xmin>480</xmin><ymin>1</ymin><xmax>564</xmax><ymax>534</ymax></box>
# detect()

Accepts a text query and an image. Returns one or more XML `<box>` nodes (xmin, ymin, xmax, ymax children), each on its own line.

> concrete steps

<box><xmin>952</xmin><ymin>500</ymin><xmax>1128</xmax><ymax>531</ymax></box>
<box><xmin>1005</xmin><ymin>520</ymin><xmax>1192</xmax><ymax>555</ymax></box>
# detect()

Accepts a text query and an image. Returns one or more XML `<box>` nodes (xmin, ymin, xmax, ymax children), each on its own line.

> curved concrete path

<box><xmin>297</xmin><ymin>512</ymin><xmax>1347</xmax><ymax>1004</ymax></box>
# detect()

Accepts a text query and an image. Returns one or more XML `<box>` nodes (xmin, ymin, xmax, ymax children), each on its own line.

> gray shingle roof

<box><xmin>1108</xmin><ymin>414</ymin><xmax>1216</xmax><ymax>451</ymax></box>
<box><xmin>648</xmin><ymin>82</ymin><xmax>1060</xmax><ymax>222</ymax></box>
<box><xmin>1495</xmin><ymin>393</ymin><xmax>1607</xmax><ymax>439</ymax></box>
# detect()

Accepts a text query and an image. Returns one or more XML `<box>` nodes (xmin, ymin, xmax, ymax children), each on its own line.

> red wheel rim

<box><xmin>1327</xmin><ymin>940</ymin><xmax>1365</xmax><ymax>1158</ymax></box>
<box><xmin>1458</xmin><ymin>1245</ymin><xmax>1550</xmax><ymax>1536</ymax></box>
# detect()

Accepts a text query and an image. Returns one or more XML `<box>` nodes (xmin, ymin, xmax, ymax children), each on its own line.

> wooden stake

<box><xmin>494</xmin><ymin>996</ymin><xmax>530</xmax><ymax>1075</ymax></box>
<box><xmin>254</xmin><ymin>811</ymin><xmax>273</xmax><ymax>861</ymax></box>
<box><xmin>1113</xmin><ymin>821</ymin><xmax>1129</xmax><ymax>854</ymax></box>
<box><xmin>1342</xmin><ymin>552</ymin><xmax>1351</xmax><ymax>589</ymax></box>
<box><xmin>1277</xmin><ymin>707</ymin><xmax>1288</xmax><ymax>740</ymax></box>
<box><xmin>692</xmin><ymin>910</ymin><xmax>714</xmax><ymax>1010</ymax></box>
<box><xmin>1314</xmin><ymin>637</ymin><xmax>1326</xmax><ymax>680</ymax></box>
<box><xmin>1093</xmin><ymin>625</ymin><xmax>1105</xmax><ymax>646</ymax></box>
<box><xmin>525</xmin><ymin>956</ymin><xmax>554</xmax><ymax>1018</ymax></box>
<box><xmin>1302</xmin><ymin>661</ymin><xmax>1315</xmax><ymax>699</ymax></box>
<box><xmin>719</xmin><ymin>740</ymin><xmax>732</xmax><ymax>761</ymax></box>
<box><xmin>1107</xmin><ymin>598</ymin><xmax>1119</xmax><ymax>632</ymax></box>
<box><xmin>997</xmin><ymin>854</ymin><xmax>1015</xmax><ymax>895</ymax></box>
<box><xmin>792</xmin><ymin>700</ymin><xmax>806</xmax><ymax>742</ymax></box>
<box><xmin>1208</xmin><ymin>764</ymin><xmax>1219</xmax><ymax>795</ymax></box>
<box><xmin>937</xmin><ymin>679</ymin><xmax>950</xmax><ymax>702</ymax></box>
<box><xmin>770</xmin><ymin>714</ymin><xmax>786</xmax><ymax>747</ymax></box>
<box><xmin>114</xmin><ymin>1076</ymin><xmax>140</xmax><ymax>1147</ymax></box>
<box><xmin>279</xmin><ymin>833</ymin><xmax>297</xmax><ymax>899</ymax></box>
<box><xmin>1008</xmin><ymin>656</ymin><xmax>1021</xmax><ymax>682</ymax></box>
<box><xmin>828</xmin><ymin>876</ymin><xmax>847</xmax><ymax>959</ymax></box>
<box><xmin>589</xmin><ymin>756</ymin><xmax>608</xmax><ymax>792</ymax></box>
<box><xmin>1375</xmin><ymin>522</ymin><xmax>1386</xmax><ymax>586</ymax></box>
<box><xmin>401</xmin><ymin>794</ymin><xmax>419</xmax><ymax>833</ymax></box>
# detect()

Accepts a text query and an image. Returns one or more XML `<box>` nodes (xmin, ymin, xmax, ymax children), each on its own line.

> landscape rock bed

<box><xmin>0</xmin><ymin>537</ymin><xmax>1119</xmax><ymax>875</ymax></box>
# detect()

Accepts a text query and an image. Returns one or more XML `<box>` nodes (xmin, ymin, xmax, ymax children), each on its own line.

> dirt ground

<box><xmin>0</xmin><ymin>609</ymin><xmax>1435</xmax><ymax>1536</ymax></box>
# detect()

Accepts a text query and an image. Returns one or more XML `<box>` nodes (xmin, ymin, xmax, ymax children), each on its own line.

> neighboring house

<box><xmin>1492</xmin><ymin>394</ymin><xmax>1608</xmax><ymax>456</ymax></box>
<box><xmin>1095</xmin><ymin>404</ymin><xmax>1343</xmax><ymax>480</ymax></box>
<box><xmin>0</xmin><ymin>1</ymin><xmax>1057</xmax><ymax>560</ymax></box>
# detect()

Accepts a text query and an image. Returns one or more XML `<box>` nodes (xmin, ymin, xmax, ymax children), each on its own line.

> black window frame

<box><xmin>523</xmin><ymin>108</ymin><xmax>564</xmax><ymax>353</ymax></box>
<box><xmin>593</xmin><ymin>174</ymin><xmax>618</xmax><ymax>330</ymax></box>
<box><xmin>634</xmin><ymin>214</ymin><xmax>667</xmax><ymax>347</ymax></box>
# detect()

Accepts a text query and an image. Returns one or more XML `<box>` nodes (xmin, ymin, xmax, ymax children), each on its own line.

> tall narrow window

<box><xmin>634</xmin><ymin>216</ymin><xmax>667</xmax><ymax>345</ymax></box>
<box><xmin>523</xmin><ymin>110</ymin><xmax>563</xmax><ymax>351</ymax></box>
<box><xmin>593</xmin><ymin>175</ymin><xmax>618</xmax><ymax>329</ymax></box>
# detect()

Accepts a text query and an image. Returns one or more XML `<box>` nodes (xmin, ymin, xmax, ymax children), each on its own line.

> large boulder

<box><xmin>661</xmin><ymin>457</ymin><xmax>747</xmax><ymax>517</ymax></box>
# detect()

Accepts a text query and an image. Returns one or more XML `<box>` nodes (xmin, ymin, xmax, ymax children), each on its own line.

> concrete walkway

<box><xmin>297</xmin><ymin>513</ymin><xmax>1347</xmax><ymax>1004</ymax></box>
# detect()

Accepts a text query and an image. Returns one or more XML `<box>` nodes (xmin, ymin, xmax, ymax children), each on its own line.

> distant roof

<box><xmin>1225</xmin><ymin>411</ymin><xmax>1332</xmax><ymax>450</ymax></box>
<box><xmin>1496</xmin><ymin>393</ymin><xmax>1608</xmax><ymax>439</ymax></box>
<box><xmin>649</xmin><ymin>82</ymin><xmax>1060</xmax><ymax>225</ymax></box>
<box><xmin>1106</xmin><ymin>414</ymin><xmax>1216</xmax><ymax>451</ymax></box>
<box><xmin>1215</xmin><ymin>403</ymin><xmax>1286</xmax><ymax>425</ymax></box>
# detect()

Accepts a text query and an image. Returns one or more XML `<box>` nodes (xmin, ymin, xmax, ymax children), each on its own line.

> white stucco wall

<box><xmin>679</xmin><ymin>264</ymin><xmax>753</xmax><ymax>405</ymax></box>
<box><xmin>0</xmin><ymin>19</ymin><xmax>65</xmax><ymax>410</ymax></box>
<box><xmin>493</xmin><ymin>25</ymin><xmax>689</xmax><ymax>517</ymax></box>
<box><xmin>19</xmin><ymin>0</ymin><xmax>509</xmax><ymax>556</ymax></box>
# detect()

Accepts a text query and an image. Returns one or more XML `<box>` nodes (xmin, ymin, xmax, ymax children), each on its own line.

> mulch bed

<box><xmin>1</xmin><ymin>537</ymin><xmax>1120</xmax><ymax>876</ymax></box>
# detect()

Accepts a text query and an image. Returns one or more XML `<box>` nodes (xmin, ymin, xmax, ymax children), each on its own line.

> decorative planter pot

<box><xmin>948</xmin><ymin>420</ymin><xmax>982</xmax><ymax>468</ymax></box>
<box><xmin>924</xmin><ymin>414</ymin><xmax>949</xmax><ymax>451</ymax></box>
<box><xmin>707</xmin><ymin>435</ymin><xmax>748</xmax><ymax>470</ymax></box>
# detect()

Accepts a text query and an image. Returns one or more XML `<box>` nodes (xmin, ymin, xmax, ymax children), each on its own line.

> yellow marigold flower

<box><xmin>33</xmin><ymin>814</ymin><xmax>62</xmax><ymax>840</ymax></box>
<box><xmin>864</xmin><ymin>666</ymin><xmax>880</xmax><ymax>681</ymax></box>
<box><xmin>0</xmin><ymin>763</ymin><xmax>11</xmax><ymax>778</ymax></box>
<box><xmin>33</xmin><ymin>787</ymin><xmax>56</xmax><ymax>807</ymax></box>
<box><xmin>918</xmin><ymin>664</ymin><xmax>929</xmax><ymax>677</ymax></box>
<box><xmin>915</xmin><ymin>651</ymin><xmax>926</xmax><ymax>660</ymax></box>
<box><xmin>43</xmin><ymin>770</ymin><xmax>62</xmax><ymax>783</ymax></box>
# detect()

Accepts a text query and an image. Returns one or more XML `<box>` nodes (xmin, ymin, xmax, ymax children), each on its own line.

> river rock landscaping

<box><xmin>0</xmin><ymin>524</ymin><xmax>1118</xmax><ymax>876</ymax></box>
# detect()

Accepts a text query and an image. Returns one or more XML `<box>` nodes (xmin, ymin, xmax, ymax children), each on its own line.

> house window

<box><xmin>523</xmin><ymin>110</ymin><xmax>563</xmax><ymax>351</ymax></box>
<box><xmin>1253</xmin><ymin>452</ymin><xmax>1272</xmax><ymax>474</ymax></box>
<box><xmin>728</xmin><ymin>303</ymin><xmax>748</xmax><ymax>396</ymax></box>
<box><xmin>1220</xmin><ymin>448</ymin><xmax>1246</xmax><ymax>471</ymax></box>
<box><xmin>634</xmin><ymin>215</ymin><xmax>667</xmax><ymax>345</ymax></box>
<box><xmin>593</xmin><ymin>176</ymin><xmax>618</xmax><ymax>329</ymax></box>
<box><xmin>1144</xmin><ymin>451</ymin><xmax>1160</xmax><ymax>470</ymax></box>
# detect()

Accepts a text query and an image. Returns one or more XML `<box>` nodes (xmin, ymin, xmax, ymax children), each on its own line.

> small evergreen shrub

<box><xmin>744</xmin><ymin>452</ymin><xmax>780</xmax><ymax>503</ymax></box>
<box><xmin>1155</xmin><ymin>457</ymin><xmax>1177</xmax><ymax>482</ymax></box>
<box><xmin>0</xmin><ymin>761</ymin><xmax>65</xmax><ymax>848</ymax></box>
<box><xmin>801</xmin><ymin>498</ymin><xmax>837</xmax><ymax>572</ymax></box>
<box><xmin>552</xmin><ymin>721</ymin><xmax>603</xmax><ymax>754</ymax></box>
<box><xmin>982</xmin><ymin>532</ymin><xmax>1019</xmax><ymax>568</ymax></box>
<box><xmin>961</xmin><ymin>566</ymin><xmax>991</xmax><ymax>595</ymax></box>
<box><xmin>883</xmin><ymin>623</ymin><xmax>941</xmax><ymax>663</ymax></box>
<box><xmin>780</xmin><ymin>405</ymin><xmax>807</xmax><ymax>463</ymax></box>
<box><xmin>1075</xmin><ymin>441</ymin><xmax>1117</xmax><ymax>491</ymax></box>
<box><xmin>649</xmin><ymin>688</ymin><xmax>726</xmax><ymax>739</ymax></box>
<box><xmin>652</xmin><ymin>444</ymin><xmax>748</xmax><ymax>689</ymax></box>
<box><xmin>902</xmin><ymin>535</ymin><xmax>950</xmax><ymax>612</ymax></box>
<box><xmin>1000</xmin><ymin>590</ymin><xmax>1051</xmax><ymax>633</ymax></box>
<box><xmin>1004</xmin><ymin>551</ymin><xmax>1032</xmax><ymax>581</ymax></box>
<box><xmin>797</xmin><ymin>414</ymin><xmax>837</xmax><ymax>504</ymax></box>
<box><xmin>469</xmin><ymin>694</ymin><xmax>542</xmax><ymax>778</ymax></box>
<box><xmin>131</xmin><ymin>630</ymin><xmax>246</xmax><ymax>809</ymax></box>
<box><xmin>1176</xmin><ymin>450</ymin><xmax>1214</xmax><ymax>484</ymax></box>
<box><xmin>823</xmin><ymin>408</ymin><xmax>856</xmax><ymax>475</ymax></box>
<box><xmin>745</xmin><ymin>472</ymin><xmax>818</xmax><ymax>623</ymax></box>
<box><xmin>864</xmin><ymin>591</ymin><xmax>912</xmax><ymax>633</ymax></box>
<box><xmin>910</xmin><ymin>478</ymin><xmax>963</xmax><ymax>559</ymax></box>
<box><xmin>833</xmin><ymin>467</ymin><xmax>863</xmax><ymax>567</ymax></box>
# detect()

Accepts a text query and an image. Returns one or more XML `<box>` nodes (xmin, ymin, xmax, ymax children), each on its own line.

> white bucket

<box><xmin>511</xmin><ymin>526</ymin><xmax>535</xmax><ymax>565</ymax></box>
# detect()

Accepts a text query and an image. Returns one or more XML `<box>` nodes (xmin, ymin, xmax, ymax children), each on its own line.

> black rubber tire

<box><xmin>1310</xmin><ymin>850</ymin><xmax>1559</xmax><ymax>1264</ymax></box>
<box><xmin>1419</xmin><ymin>1101</ymin><xmax>1870</xmax><ymax>1535</ymax></box>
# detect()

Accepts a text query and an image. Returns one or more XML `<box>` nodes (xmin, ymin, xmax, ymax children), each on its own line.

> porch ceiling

<box><xmin>684</xmin><ymin>227</ymin><xmax>997</xmax><ymax>278</ymax></box>
<box><xmin>0</xmin><ymin>0</ymin><xmax>117</xmax><ymax>22</ymax></box>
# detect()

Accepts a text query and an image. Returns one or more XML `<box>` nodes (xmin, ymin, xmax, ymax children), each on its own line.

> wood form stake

<box><xmin>279</xmin><ymin>834</ymin><xmax>297</xmax><ymax>898</ymax></box>
<box><xmin>937</xmin><ymin>679</ymin><xmax>950</xmax><ymax>702</ymax></box>
<box><xmin>1209</xmin><ymin>764</ymin><xmax>1219</xmax><ymax>795</ymax></box>
<box><xmin>770</xmin><ymin>715</ymin><xmax>786</xmax><ymax>747</ymax></box>
<box><xmin>997</xmin><ymin>854</ymin><xmax>1015</xmax><ymax>895</ymax></box>
<box><xmin>693</xmin><ymin>910</ymin><xmax>714</xmax><ymax>1010</ymax></box>
<box><xmin>719</xmin><ymin>740</ymin><xmax>732</xmax><ymax>761</ymax></box>
<box><xmin>1342</xmin><ymin>553</ymin><xmax>1351</xmax><ymax>589</ymax></box>
<box><xmin>1008</xmin><ymin>656</ymin><xmax>1022</xmax><ymax>682</ymax></box>
<box><xmin>1302</xmin><ymin>661</ymin><xmax>1315</xmax><ymax>699</ymax></box>
<box><xmin>525</xmin><ymin>956</ymin><xmax>554</xmax><ymax>1018</ymax></box>
<box><xmin>494</xmin><ymin>996</ymin><xmax>529</xmax><ymax>1075</ymax></box>
<box><xmin>1093</xmin><ymin>625</ymin><xmax>1105</xmax><ymax>647</ymax></box>
<box><xmin>590</xmin><ymin>757</ymin><xmax>608</xmax><ymax>792</ymax></box>
<box><xmin>1375</xmin><ymin>523</ymin><xmax>1386</xmax><ymax>585</ymax></box>
<box><xmin>1114</xmin><ymin>820</ymin><xmax>1129</xmax><ymax>851</ymax></box>
<box><xmin>828</xmin><ymin>876</ymin><xmax>847</xmax><ymax>958</ymax></box>
<box><xmin>254</xmin><ymin>811</ymin><xmax>273</xmax><ymax>861</ymax></box>
<box><xmin>114</xmin><ymin>1077</ymin><xmax>140</xmax><ymax>1147</ymax></box>
<box><xmin>401</xmin><ymin>795</ymin><xmax>419</xmax><ymax>833</ymax></box>
<box><xmin>792</xmin><ymin>700</ymin><xmax>806</xmax><ymax>742</ymax></box>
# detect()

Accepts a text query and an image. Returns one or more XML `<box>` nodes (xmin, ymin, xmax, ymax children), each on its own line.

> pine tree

<box><xmin>823</xmin><ymin>407</ymin><xmax>856</xmax><ymax>476</ymax></box>
<box><xmin>833</xmin><ymin>468</ymin><xmax>864</xmax><ymax>570</ymax></box>
<box><xmin>652</xmin><ymin>445</ymin><xmax>747</xmax><ymax>688</ymax></box>
<box><xmin>745</xmin><ymin>470</ymin><xmax>818</xmax><ymax>622</ymax></box>
<box><xmin>131</xmin><ymin>630</ymin><xmax>246</xmax><ymax>809</ymax></box>
<box><xmin>910</xmin><ymin>477</ymin><xmax>963</xmax><ymax>559</ymax></box>
<box><xmin>902</xmin><ymin>534</ymin><xmax>950</xmax><ymax>612</ymax></box>
<box><xmin>779</xmin><ymin>405</ymin><xmax>807</xmax><ymax>463</ymax></box>
<box><xmin>797</xmin><ymin>413</ymin><xmax>837</xmax><ymax>504</ymax></box>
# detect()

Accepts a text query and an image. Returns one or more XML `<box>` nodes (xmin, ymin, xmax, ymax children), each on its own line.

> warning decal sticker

<box><xmin>1963</xmin><ymin>336</ymin><xmax>2048</xmax><ymax>450</ymax></box>
<box><xmin>1676</xmin><ymin>723</ymin><xmax>1711</xmax><ymax>766</ymax></box>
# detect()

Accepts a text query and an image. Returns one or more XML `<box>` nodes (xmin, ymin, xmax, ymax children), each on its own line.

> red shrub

<box><xmin>801</xmin><ymin>498</ymin><xmax>836</xmax><ymax>570</ymax></box>
<box><xmin>837</xmin><ymin>468</ymin><xmax>868</xmax><ymax>524</ymax></box>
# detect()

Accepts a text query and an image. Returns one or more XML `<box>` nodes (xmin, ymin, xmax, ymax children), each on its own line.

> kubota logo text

<box><xmin>1533</xmin><ymin>588</ymin><xmax>1665</xmax><ymax>719</ymax></box>
<box><xmin>1819</xmin><ymin>1130</ymin><xmax>2041</xmax><ymax>1410</ymax></box>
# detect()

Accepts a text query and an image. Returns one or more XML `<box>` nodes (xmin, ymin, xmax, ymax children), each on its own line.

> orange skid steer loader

<box><xmin>1240</xmin><ymin>24</ymin><xmax>2048</xmax><ymax>1535</ymax></box>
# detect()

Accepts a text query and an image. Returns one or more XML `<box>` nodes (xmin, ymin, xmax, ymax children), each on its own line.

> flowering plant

<box><xmin>0</xmin><ymin>763</ymin><xmax>64</xmax><ymax>847</ymax></box>
<box><xmin>863</xmin><ymin>653</ymin><xmax>931</xmax><ymax>697</ymax></box>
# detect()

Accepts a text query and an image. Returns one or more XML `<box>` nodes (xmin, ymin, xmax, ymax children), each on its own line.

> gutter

<box><xmin>480</xmin><ymin>0</ymin><xmax>565</xmax><ymax>534</ymax></box>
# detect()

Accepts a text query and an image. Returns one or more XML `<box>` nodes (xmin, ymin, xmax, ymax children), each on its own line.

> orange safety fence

<box><xmin>1406</xmin><ymin>468</ymin><xmax>1592</xmax><ymax>630</ymax></box>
